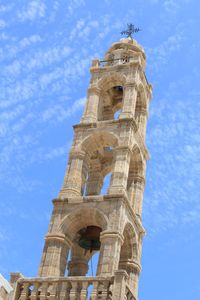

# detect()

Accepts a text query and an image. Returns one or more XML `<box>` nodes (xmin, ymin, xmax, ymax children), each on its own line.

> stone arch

<box><xmin>131</xmin><ymin>143</ymin><xmax>144</xmax><ymax>163</ymax></box>
<box><xmin>119</xmin><ymin>222</ymin><xmax>138</xmax><ymax>273</ymax></box>
<box><xmin>97</xmin><ymin>73</ymin><xmax>127</xmax><ymax>121</ymax></box>
<box><xmin>80</xmin><ymin>131</ymin><xmax>119</xmax><ymax>156</ymax></box>
<box><xmin>97</xmin><ymin>72</ymin><xmax>127</xmax><ymax>91</ymax></box>
<box><xmin>78</xmin><ymin>131</ymin><xmax>119</xmax><ymax>195</ymax></box>
<box><xmin>58</xmin><ymin>207</ymin><xmax>108</xmax><ymax>277</ymax></box>
<box><xmin>59</xmin><ymin>207</ymin><xmax>108</xmax><ymax>241</ymax></box>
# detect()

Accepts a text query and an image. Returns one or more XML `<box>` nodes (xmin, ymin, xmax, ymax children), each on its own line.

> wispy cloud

<box><xmin>18</xmin><ymin>1</ymin><xmax>46</xmax><ymax>21</ymax></box>
<box><xmin>163</xmin><ymin>0</ymin><xmax>179</xmax><ymax>13</ymax></box>
<box><xmin>41</xmin><ymin>97</ymin><xmax>86</xmax><ymax>122</ymax></box>
<box><xmin>143</xmin><ymin>69</ymin><xmax>200</xmax><ymax>233</ymax></box>
<box><xmin>146</xmin><ymin>31</ymin><xmax>184</xmax><ymax>71</ymax></box>
<box><xmin>67</xmin><ymin>0</ymin><xmax>85</xmax><ymax>16</ymax></box>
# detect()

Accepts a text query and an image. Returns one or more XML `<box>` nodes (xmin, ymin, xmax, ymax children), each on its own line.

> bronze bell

<box><xmin>78</xmin><ymin>226</ymin><xmax>102</xmax><ymax>252</ymax></box>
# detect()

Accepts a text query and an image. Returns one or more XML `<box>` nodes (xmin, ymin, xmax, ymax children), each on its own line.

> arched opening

<box><xmin>126</xmin><ymin>146</ymin><xmax>144</xmax><ymax>209</ymax></box>
<box><xmin>101</xmin><ymin>172</ymin><xmax>112</xmax><ymax>195</ymax></box>
<box><xmin>119</xmin><ymin>223</ymin><xmax>140</xmax><ymax>291</ymax></box>
<box><xmin>119</xmin><ymin>223</ymin><xmax>137</xmax><ymax>270</ymax></box>
<box><xmin>67</xmin><ymin>225</ymin><xmax>102</xmax><ymax>277</ymax></box>
<box><xmin>98</xmin><ymin>85</ymin><xmax>123</xmax><ymax>121</ymax></box>
<box><xmin>59</xmin><ymin>207</ymin><xmax>108</xmax><ymax>279</ymax></box>
<box><xmin>114</xmin><ymin>109</ymin><xmax>122</xmax><ymax>120</ymax></box>
<box><xmin>96</xmin><ymin>73</ymin><xmax>126</xmax><ymax>122</ymax></box>
<box><xmin>80</xmin><ymin>132</ymin><xmax>118</xmax><ymax>197</ymax></box>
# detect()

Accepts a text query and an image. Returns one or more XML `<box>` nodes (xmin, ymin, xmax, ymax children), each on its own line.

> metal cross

<box><xmin>121</xmin><ymin>23</ymin><xmax>141</xmax><ymax>39</ymax></box>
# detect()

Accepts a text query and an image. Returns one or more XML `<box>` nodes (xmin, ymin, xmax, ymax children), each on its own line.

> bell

<box><xmin>78</xmin><ymin>226</ymin><xmax>102</xmax><ymax>252</ymax></box>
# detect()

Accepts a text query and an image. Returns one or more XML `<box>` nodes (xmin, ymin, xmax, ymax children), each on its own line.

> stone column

<box><xmin>68</xmin><ymin>245</ymin><xmax>89</xmax><ymax>276</ymax></box>
<box><xmin>86</xmin><ymin>163</ymin><xmax>103</xmax><ymax>195</ymax></box>
<box><xmin>119</xmin><ymin>83</ymin><xmax>138</xmax><ymax>119</ymax></box>
<box><xmin>119</xmin><ymin>260</ymin><xmax>141</xmax><ymax>299</ymax></box>
<box><xmin>127</xmin><ymin>172</ymin><xmax>135</xmax><ymax>203</ymax></box>
<box><xmin>59</xmin><ymin>150</ymin><xmax>87</xmax><ymax>197</ymax></box>
<box><xmin>38</xmin><ymin>234</ymin><xmax>70</xmax><ymax>277</ymax></box>
<box><xmin>135</xmin><ymin>109</ymin><xmax>148</xmax><ymax>140</ymax></box>
<box><xmin>81</xmin><ymin>86</ymin><xmax>101</xmax><ymax>123</ymax></box>
<box><xmin>108</xmin><ymin>147</ymin><xmax>131</xmax><ymax>195</ymax></box>
<box><xmin>97</xmin><ymin>231</ymin><xmax>123</xmax><ymax>276</ymax></box>
<box><xmin>133</xmin><ymin>177</ymin><xmax>145</xmax><ymax>217</ymax></box>
<box><xmin>112</xmin><ymin>270</ymin><xmax>128</xmax><ymax>300</ymax></box>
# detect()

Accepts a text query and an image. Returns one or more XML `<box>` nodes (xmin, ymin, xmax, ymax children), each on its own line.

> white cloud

<box><xmin>67</xmin><ymin>0</ymin><xmax>85</xmax><ymax>15</ymax></box>
<box><xmin>3</xmin><ymin>45</ymin><xmax>72</xmax><ymax>78</ymax></box>
<box><xmin>18</xmin><ymin>1</ymin><xmax>46</xmax><ymax>21</ymax></box>
<box><xmin>20</xmin><ymin>34</ymin><xmax>42</xmax><ymax>47</ymax></box>
<box><xmin>42</xmin><ymin>97</ymin><xmax>86</xmax><ymax>122</ymax></box>
<box><xmin>0</xmin><ymin>4</ymin><xmax>13</xmax><ymax>13</ymax></box>
<box><xmin>147</xmin><ymin>31</ymin><xmax>183</xmax><ymax>70</ymax></box>
<box><xmin>163</xmin><ymin>0</ymin><xmax>179</xmax><ymax>13</ymax></box>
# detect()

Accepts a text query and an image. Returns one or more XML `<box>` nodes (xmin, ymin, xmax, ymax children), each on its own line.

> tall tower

<box><xmin>12</xmin><ymin>37</ymin><xmax>152</xmax><ymax>300</ymax></box>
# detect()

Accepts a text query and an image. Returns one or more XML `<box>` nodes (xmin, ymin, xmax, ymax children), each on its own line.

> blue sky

<box><xmin>0</xmin><ymin>0</ymin><xmax>200</xmax><ymax>299</ymax></box>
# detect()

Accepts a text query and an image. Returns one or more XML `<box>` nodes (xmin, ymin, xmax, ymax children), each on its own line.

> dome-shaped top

<box><xmin>102</xmin><ymin>37</ymin><xmax>146</xmax><ymax>70</ymax></box>
<box><xmin>104</xmin><ymin>37</ymin><xmax>146</xmax><ymax>61</ymax></box>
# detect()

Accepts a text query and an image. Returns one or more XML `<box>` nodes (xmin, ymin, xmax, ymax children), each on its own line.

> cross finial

<box><xmin>121</xmin><ymin>23</ymin><xmax>141</xmax><ymax>39</ymax></box>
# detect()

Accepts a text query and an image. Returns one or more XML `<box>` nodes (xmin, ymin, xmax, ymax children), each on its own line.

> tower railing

<box><xmin>99</xmin><ymin>57</ymin><xmax>130</xmax><ymax>67</ymax></box>
<box><xmin>12</xmin><ymin>274</ymin><xmax>136</xmax><ymax>300</ymax></box>
<box><xmin>12</xmin><ymin>276</ymin><xmax>113</xmax><ymax>300</ymax></box>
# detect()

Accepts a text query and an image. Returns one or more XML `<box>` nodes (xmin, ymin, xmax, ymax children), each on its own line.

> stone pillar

<box><xmin>97</xmin><ymin>231</ymin><xmax>123</xmax><ymax>276</ymax></box>
<box><xmin>119</xmin><ymin>260</ymin><xmax>141</xmax><ymax>299</ymax></box>
<box><xmin>81</xmin><ymin>86</ymin><xmax>101</xmax><ymax>123</ymax></box>
<box><xmin>38</xmin><ymin>234</ymin><xmax>70</xmax><ymax>277</ymax></box>
<box><xmin>68</xmin><ymin>245</ymin><xmax>89</xmax><ymax>276</ymax></box>
<box><xmin>108</xmin><ymin>147</ymin><xmax>131</xmax><ymax>195</ymax></box>
<box><xmin>112</xmin><ymin>270</ymin><xmax>128</xmax><ymax>300</ymax></box>
<box><xmin>86</xmin><ymin>168</ymin><xmax>103</xmax><ymax>196</ymax></box>
<box><xmin>119</xmin><ymin>83</ymin><xmax>138</xmax><ymax>119</ymax></box>
<box><xmin>59</xmin><ymin>150</ymin><xmax>87</xmax><ymax>197</ymax></box>
<box><xmin>135</xmin><ymin>109</ymin><xmax>148</xmax><ymax>140</ymax></box>
<box><xmin>127</xmin><ymin>172</ymin><xmax>135</xmax><ymax>203</ymax></box>
<box><xmin>133</xmin><ymin>177</ymin><xmax>145</xmax><ymax>217</ymax></box>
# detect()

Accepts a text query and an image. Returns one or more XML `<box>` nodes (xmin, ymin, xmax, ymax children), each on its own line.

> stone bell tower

<box><xmin>12</xmin><ymin>37</ymin><xmax>152</xmax><ymax>300</ymax></box>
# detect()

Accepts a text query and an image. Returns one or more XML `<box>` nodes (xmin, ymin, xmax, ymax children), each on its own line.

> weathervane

<box><xmin>121</xmin><ymin>23</ymin><xmax>141</xmax><ymax>39</ymax></box>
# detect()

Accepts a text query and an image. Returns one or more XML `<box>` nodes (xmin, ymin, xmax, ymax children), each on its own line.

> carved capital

<box><xmin>69</xmin><ymin>149</ymin><xmax>86</xmax><ymax>160</ymax></box>
<box><xmin>114</xmin><ymin>146</ymin><xmax>132</xmax><ymax>155</ymax></box>
<box><xmin>87</xmin><ymin>85</ymin><xmax>101</xmax><ymax>96</ymax></box>
<box><xmin>100</xmin><ymin>231</ymin><xmax>124</xmax><ymax>244</ymax></box>
<box><xmin>45</xmin><ymin>233</ymin><xmax>72</xmax><ymax>247</ymax></box>
<box><xmin>124</xmin><ymin>81</ymin><xmax>138</xmax><ymax>90</ymax></box>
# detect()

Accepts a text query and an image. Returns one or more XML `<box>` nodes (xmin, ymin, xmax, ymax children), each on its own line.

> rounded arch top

<box><xmin>120</xmin><ymin>221</ymin><xmax>138</xmax><ymax>261</ymax></box>
<box><xmin>59</xmin><ymin>207</ymin><xmax>108</xmax><ymax>240</ymax></box>
<box><xmin>80</xmin><ymin>131</ymin><xmax>119</xmax><ymax>155</ymax></box>
<box><xmin>97</xmin><ymin>72</ymin><xmax>127</xmax><ymax>92</ymax></box>
<box><xmin>131</xmin><ymin>143</ymin><xmax>144</xmax><ymax>162</ymax></box>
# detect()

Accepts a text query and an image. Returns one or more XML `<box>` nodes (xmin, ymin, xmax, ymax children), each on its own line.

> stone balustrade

<box><xmin>12</xmin><ymin>274</ymin><xmax>136</xmax><ymax>300</ymax></box>
<box><xmin>12</xmin><ymin>276</ymin><xmax>113</xmax><ymax>300</ymax></box>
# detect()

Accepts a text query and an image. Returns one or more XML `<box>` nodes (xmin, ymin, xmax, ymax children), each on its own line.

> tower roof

<box><xmin>104</xmin><ymin>37</ymin><xmax>146</xmax><ymax>61</ymax></box>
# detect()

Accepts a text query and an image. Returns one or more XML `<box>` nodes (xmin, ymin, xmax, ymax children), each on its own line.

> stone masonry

<box><xmin>10</xmin><ymin>37</ymin><xmax>152</xmax><ymax>300</ymax></box>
